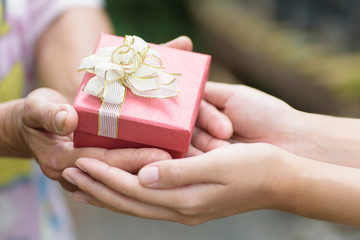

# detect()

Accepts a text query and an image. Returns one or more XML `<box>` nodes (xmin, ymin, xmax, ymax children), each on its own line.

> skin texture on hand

<box><xmin>63</xmin><ymin>143</ymin><xmax>280</xmax><ymax>225</ymax></box>
<box><xmin>0</xmin><ymin>35</ymin><xmax>231</xmax><ymax>193</ymax></box>
<box><xmin>27</xmin><ymin>4</ymin><xmax>221</xmax><ymax>193</ymax></box>
<box><xmin>63</xmin><ymin>142</ymin><xmax>360</xmax><ymax>227</ymax></box>
<box><xmin>58</xmin><ymin>42</ymin><xmax>360</xmax><ymax>226</ymax></box>
<box><xmin>203</xmin><ymin>81</ymin><xmax>295</xmax><ymax>147</ymax></box>
<box><xmin>17</xmin><ymin>89</ymin><xmax>172</xmax><ymax>192</ymax></box>
<box><xmin>201</xmin><ymin>81</ymin><xmax>360</xmax><ymax>167</ymax></box>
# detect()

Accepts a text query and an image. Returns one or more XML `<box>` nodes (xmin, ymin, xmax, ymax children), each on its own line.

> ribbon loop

<box><xmin>79</xmin><ymin>35</ymin><xmax>181</xmax><ymax>105</ymax></box>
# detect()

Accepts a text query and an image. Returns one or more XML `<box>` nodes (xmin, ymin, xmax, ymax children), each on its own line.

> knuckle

<box><xmin>100</xmin><ymin>149</ymin><xmax>109</xmax><ymax>163</ymax></box>
<box><xmin>201</xmin><ymin>135</ymin><xmax>216</xmax><ymax>151</ymax></box>
<box><xmin>130</xmin><ymin>148</ymin><xmax>143</xmax><ymax>161</ymax></box>
<box><xmin>112</xmin><ymin>197</ymin><xmax>125</xmax><ymax>209</ymax></box>
<box><xmin>207</xmin><ymin>110</ymin><xmax>218</xmax><ymax>130</ymax></box>
<box><xmin>112</xmin><ymin>197</ymin><xmax>128</xmax><ymax>212</ymax></box>
<box><xmin>49</xmin><ymin>156</ymin><xmax>62</xmax><ymax>172</ymax></box>
<box><xmin>177</xmin><ymin>207</ymin><xmax>196</xmax><ymax>216</ymax></box>
<box><xmin>21</xmin><ymin>99</ymin><xmax>34</xmax><ymax>125</ymax></box>
<box><xmin>176</xmin><ymin>198</ymin><xmax>203</xmax><ymax>216</ymax></box>
<box><xmin>167</xmin><ymin>162</ymin><xmax>183</xmax><ymax>185</ymax></box>
<box><xmin>37</xmin><ymin>156</ymin><xmax>62</xmax><ymax>180</ymax></box>
<box><xmin>121</xmin><ymin>178</ymin><xmax>138</xmax><ymax>198</ymax></box>
<box><xmin>44</xmin><ymin>169</ymin><xmax>60</xmax><ymax>181</ymax></box>
<box><xmin>102</xmin><ymin>166</ymin><xmax>136</xmax><ymax>198</ymax></box>
<box><xmin>114</xmin><ymin>148</ymin><xmax>144</xmax><ymax>172</ymax></box>
<box><xmin>101</xmin><ymin>164</ymin><xmax>117</xmax><ymax>181</ymax></box>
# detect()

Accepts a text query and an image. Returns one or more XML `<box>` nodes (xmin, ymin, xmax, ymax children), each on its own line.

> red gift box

<box><xmin>73</xmin><ymin>33</ymin><xmax>211</xmax><ymax>158</ymax></box>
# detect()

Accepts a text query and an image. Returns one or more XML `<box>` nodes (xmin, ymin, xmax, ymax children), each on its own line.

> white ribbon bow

<box><xmin>78</xmin><ymin>35</ymin><xmax>181</xmax><ymax>105</ymax></box>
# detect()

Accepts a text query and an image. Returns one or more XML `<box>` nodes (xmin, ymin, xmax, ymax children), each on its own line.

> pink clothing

<box><xmin>0</xmin><ymin>0</ymin><xmax>103</xmax><ymax>239</ymax></box>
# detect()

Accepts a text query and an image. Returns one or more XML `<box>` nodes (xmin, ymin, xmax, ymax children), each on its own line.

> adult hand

<box><xmin>20</xmin><ymin>36</ymin><xmax>203</xmax><ymax>192</ymax></box>
<box><xmin>63</xmin><ymin>143</ymin><xmax>282</xmax><ymax>225</ymax></box>
<box><xmin>19</xmin><ymin>88</ymin><xmax>171</xmax><ymax>192</ymax></box>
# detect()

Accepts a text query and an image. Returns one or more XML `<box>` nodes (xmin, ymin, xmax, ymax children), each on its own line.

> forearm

<box><xmin>286</xmin><ymin>110</ymin><xmax>360</xmax><ymax>167</ymax></box>
<box><xmin>273</xmin><ymin>153</ymin><xmax>360</xmax><ymax>226</ymax></box>
<box><xmin>0</xmin><ymin>100</ymin><xmax>31</xmax><ymax>157</ymax></box>
<box><xmin>36</xmin><ymin>6</ymin><xmax>113</xmax><ymax>103</ymax></box>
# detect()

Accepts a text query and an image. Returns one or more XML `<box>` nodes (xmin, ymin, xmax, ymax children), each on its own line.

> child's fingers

<box><xmin>191</xmin><ymin>127</ymin><xmax>230</xmax><ymax>153</ymax></box>
<box><xmin>64</xmin><ymin>168</ymin><xmax>181</xmax><ymax>221</ymax></box>
<box><xmin>138</xmin><ymin>153</ymin><xmax>222</xmax><ymax>189</ymax></box>
<box><xmin>203</xmin><ymin>82</ymin><xmax>235</xmax><ymax>109</ymax></box>
<box><xmin>196</xmin><ymin>100</ymin><xmax>233</xmax><ymax>139</ymax></box>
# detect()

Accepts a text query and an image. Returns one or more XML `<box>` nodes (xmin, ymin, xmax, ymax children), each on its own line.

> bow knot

<box><xmin>78</xmin><ymin>35</ymin><xmax>181</xmax><ymax>105</ymax></box>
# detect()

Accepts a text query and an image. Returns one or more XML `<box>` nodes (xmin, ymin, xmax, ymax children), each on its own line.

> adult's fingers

<box><xmin>196</xmin><ymin>100</ymin><xmax>232</xmax><ymax>139</ymax></box>
<box><xmin>56</xmin><ymin>142</ymin><xmax>171</xmax><ymax>173</ymax></box>
<box><xmin>22</xmin><ymin>88</ymin><xmax>78</xmax><ymax>136</ymax></box>
<box><xmin>163</xmin><ymin>36</ymin><xmax>193</xmax><ymax>52</ymax></box>
<box><xmin>59</xmin><ymin>178</ymin><xmax>79</xmax><ymax>192</ymax></box>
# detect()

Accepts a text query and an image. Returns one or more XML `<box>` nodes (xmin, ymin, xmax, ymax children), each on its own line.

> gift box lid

<box><xmin>73</xmin><ymin>33</ymin><xmax>211</xmax><ymax>153</ymax></box>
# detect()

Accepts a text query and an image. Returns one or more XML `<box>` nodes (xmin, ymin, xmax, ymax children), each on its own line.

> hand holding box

<box><xmin>73</xmin><ymin>33</ymin><xmax>211</xmax><ymax>158</ymax></box>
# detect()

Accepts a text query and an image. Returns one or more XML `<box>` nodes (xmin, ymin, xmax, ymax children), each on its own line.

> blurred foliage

<box><xmin>273</xmin><ymin>0</ymin><xmax>360</xmax><ymax>52</ymax></box>
<box><xmin>239</xmin><ymin>0</ymin><xmax>360</xmax><ymax>52</ymax></box>
<box><xmin>105</xmin><ymin>0</ymin><xmax>198</xmax><ymax>48</ymax></box>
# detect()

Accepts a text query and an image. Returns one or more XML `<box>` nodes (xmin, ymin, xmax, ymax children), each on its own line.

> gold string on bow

<box><xmin>78</xmin><ymin>35</ymin><xmax>181</xmax><ymax>138</ymax></box>
<box><xmin>78</xmin><ymin>35</ymin><xmax>181</xmax><ymax>106</ymax></box>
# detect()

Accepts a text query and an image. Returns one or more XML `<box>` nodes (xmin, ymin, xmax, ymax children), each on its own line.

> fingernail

<box><xmin>138</xmin><ymin>166</ymin><xmax>159</xmax><ymax>186</ymax></box>
<box><xmin>63</xmin><ymin>174</ymin><xmax>76</xmax><ymax>185</ymax></box>
<box><xmin>73</xmin><ymin>191</ymin><xmax>89</xmax><ymax>205</ymax></box>
<box><xmin>55</xmin><ymin>111</ymin><xmax>67</xmax><ymax>132</ymax></box>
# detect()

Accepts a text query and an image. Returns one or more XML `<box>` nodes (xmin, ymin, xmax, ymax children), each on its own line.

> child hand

<box><xmin>199</xmin><ymin>81</ymin><xmax>296</xmax><ymax>151</ymax></box>
<box><xmin>63</xmin><ymin>143</ymin><xmax>284</xmax><ymax>224</ymax></box>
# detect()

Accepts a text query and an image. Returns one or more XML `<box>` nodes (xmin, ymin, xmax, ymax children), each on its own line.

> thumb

<box><xmin>22</xmin><ymin>88</ymin><xmax>78</xmax><ymax>136</ymax></box>
<box><xmin>138</xmin><ymin>154</ymin><xmax>216</xmax><ymax>189</ymax></box>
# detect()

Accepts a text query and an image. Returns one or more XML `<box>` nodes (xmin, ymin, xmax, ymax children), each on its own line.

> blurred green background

<box><xmin>105</xmin><ymin>0</ymin><xmax>200</xmax><ymax>49</ymax></box>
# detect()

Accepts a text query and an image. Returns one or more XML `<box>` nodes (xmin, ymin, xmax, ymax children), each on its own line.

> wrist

<box><xmin>247</xmin><ymin>144</ymin><xmax>291</xmax><ymax>210</ymax></box>
<box><xmin>284</xmin><ymin>110</ymin><xmax>360</xmax><ymax>167</ymax></box>
<box><xmin>281</xmin><ymin>109</ymin><xmax>326</xmax><ymax>161</ymax></box>
<box><xmin>262</xmin><ymin>147</ymin><xmax>302</xmax><ymax>212</ymax></box>
<box><xmin>266</xmin><ymin>151</ymin><xmax>360</xmax><ymax>226</ymax></box>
